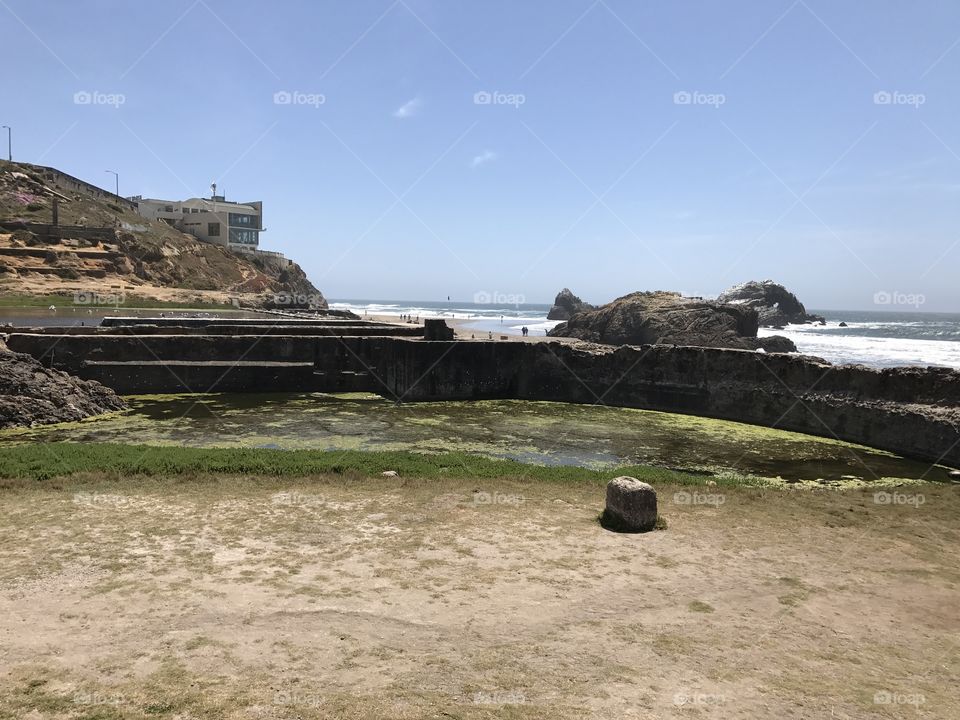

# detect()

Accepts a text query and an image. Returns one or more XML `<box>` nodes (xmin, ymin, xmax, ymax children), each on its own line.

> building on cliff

<box><xmin>129</xmin><ymin>189</ymin><xmax>282</xmax><ymax>259</ymax></box>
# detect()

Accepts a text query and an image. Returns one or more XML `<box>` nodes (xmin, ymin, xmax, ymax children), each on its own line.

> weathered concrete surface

<box><xmin>604</xmin><ymin>477</ymin><xmax>658</xmax><ymax>532</ymax></box>
<box><xmin>4</xmin><ymin>324</ymin><xmax>958</xmax><ymax>469</ymax></box>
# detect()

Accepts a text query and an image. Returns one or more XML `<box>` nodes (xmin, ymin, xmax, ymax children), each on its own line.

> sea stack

<box><xmin>547</xmin><ymin>288</ymin><xmax>595</xmax><ymax>321</ymax></box>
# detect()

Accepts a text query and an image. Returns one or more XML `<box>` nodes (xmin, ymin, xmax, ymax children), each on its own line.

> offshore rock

<box><xmin>547</xmin><ymin>288</ymin><xmax>595</xmax><ymax>321</ymax></box>
<box><xmin>548</xmin><ymin>290</ymin><xmax>779</xmax><ymax>351</ymax></box>
<box><xmin>759</xmin><ymin>335</ymin><xmax>799</xmax><ymax>354</ymax></box>
<box><xmin>718</xmin><ymin>279</ymin><xmax>825</xmax><ymax>327</ymax></box>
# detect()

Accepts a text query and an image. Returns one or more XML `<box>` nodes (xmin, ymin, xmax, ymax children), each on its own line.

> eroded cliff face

<box><xmin>548</xmin><ymin>290</ymin><xmax>797</xmax><ymax>352</ymax></box>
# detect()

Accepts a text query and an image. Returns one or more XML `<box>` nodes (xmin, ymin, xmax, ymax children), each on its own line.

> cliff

<box><xmin>0</xmin><ymin>160</ymin><xmax>323</xmax><ymax>306</ymax></box>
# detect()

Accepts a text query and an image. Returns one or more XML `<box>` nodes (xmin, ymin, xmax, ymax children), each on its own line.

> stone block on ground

<box><xmin>603</xmin><ymin>476</ymin><xmax>658</xmax><ymax>532</ymax></box>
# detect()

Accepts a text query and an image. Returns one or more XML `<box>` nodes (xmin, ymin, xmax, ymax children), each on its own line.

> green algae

<box><xmin>1</xmin><ymin>393</ymin><xmax>952</xmax><ymax>485</ymax></box>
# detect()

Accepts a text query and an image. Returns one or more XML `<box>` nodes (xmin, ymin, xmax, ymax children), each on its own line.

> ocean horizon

<box><xmin>330</xmin><ymin>299</ymin><xmax>960</xmax><ymax>370</ymax></box>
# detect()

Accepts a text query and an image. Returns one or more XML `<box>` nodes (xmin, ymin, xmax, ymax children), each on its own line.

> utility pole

<box><xmin>105</xmin><ymin>169</ymin><xmax>119</xmax><ymax>196</ymax></box>
<box><xmin>1</xmin><ymin>126</ymin><xmax>10</xmax><ymax>161</ymax></box>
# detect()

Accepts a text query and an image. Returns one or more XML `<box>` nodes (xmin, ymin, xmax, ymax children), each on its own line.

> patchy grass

<box><xmin>1</xmin><ymin>464</ymin><xmax>959</xmax><ymax>717</ymax></box>
<box><xmin>0</xmin><ymin>442</ymin><xmax>769</xmax><ymax>486</ymax></box>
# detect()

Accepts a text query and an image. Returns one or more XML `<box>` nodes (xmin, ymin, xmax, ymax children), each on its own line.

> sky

<box><xmin>2</xmin><ymin>0</ymin><xmax>959</xmax><ymax>311</ymax></box>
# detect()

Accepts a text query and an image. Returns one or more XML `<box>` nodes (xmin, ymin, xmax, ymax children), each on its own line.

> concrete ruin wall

<box><xmin>5</xmin><ymin>331</ymin><xmax>958</xmax><ymax>468</ymax></box>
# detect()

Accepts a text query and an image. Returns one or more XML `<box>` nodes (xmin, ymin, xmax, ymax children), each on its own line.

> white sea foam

<box><xmin>329</xmin><ymin>301</ymin><xmax>960</xmax><ymax>369</ymax></box>
<box><xmin>759</xmin><ymin>326</ymin><xmax>960</xmax><ymax>368</ymax></box>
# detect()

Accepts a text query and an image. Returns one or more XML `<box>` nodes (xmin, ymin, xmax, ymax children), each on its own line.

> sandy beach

<box><xmin>364</xmin><ymin>312</ymin><xmax>564</xmax><ymax>342</ymax></box>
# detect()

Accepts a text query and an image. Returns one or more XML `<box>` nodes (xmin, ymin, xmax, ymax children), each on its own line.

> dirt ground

<box><xmin>0</xmin><ymin>474</ymin><xmax>957</xmax><ymax>719</ymax></box>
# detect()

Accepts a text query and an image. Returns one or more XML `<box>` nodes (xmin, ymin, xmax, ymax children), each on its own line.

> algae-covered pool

<box><xmin>3</xmin><ymin>393</ymin><xmax>953</xmax><ymax>485</ymax></box>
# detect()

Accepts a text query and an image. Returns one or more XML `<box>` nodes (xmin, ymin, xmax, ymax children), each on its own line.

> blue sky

<box><xmin>2</xmin><ymin>0</ymin><xmax>959</xmax><ymax>311</ymax></box>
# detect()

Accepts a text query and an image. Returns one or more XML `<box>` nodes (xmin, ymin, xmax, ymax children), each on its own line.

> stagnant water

<box><xmin>3</xmin><ymin>393</ymin><xmax>953</xmax><ymax>484</ymax></box>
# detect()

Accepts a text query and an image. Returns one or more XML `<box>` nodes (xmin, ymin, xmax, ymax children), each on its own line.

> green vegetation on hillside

<box><xmin>0</xmin><ymin>292</ymin><xmax>237</xmax><ymax>310</ymax></box>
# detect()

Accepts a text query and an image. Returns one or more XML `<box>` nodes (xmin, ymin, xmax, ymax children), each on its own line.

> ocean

<box><xmin>331</xmin><ymin>300</ymin><xmax>960</xmax><ymax>370</ymax></box>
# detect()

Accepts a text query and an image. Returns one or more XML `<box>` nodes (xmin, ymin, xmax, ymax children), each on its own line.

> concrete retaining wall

<box><xmin>5</xmin><ymin>329</ymin><xmax>958</xmax><ymax>468</ymax></box>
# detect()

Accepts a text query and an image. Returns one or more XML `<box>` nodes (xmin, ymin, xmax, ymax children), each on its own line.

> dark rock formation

<box><xmin>424</xmin><ymin>319</ymin><xmax>454</xmax><ymax>340</ymax></box>
<box><xmin>717</xmin><ymin>280</ymin><xmax>825</xmax><ymax>327</ymax></box>
<box><xmin>0</xmin><ymin>340</ymin><xmax>126</xmax><ymax>429</ymax></box>
<box><xmin>547</xmin><ymin>288</ymin><xmax>595</xmax><ymax>321</ymax></box>
<box><xmin>758</xmin><ymin>335</ymin><xmax>798</xmax><ymax>354</ymax></box>
<box><xmin>548</xmin><ymin>290</ymin><xmax>795</xmax><ymax>351</ymax></box>
<box><xmin>602</xmin><ymin>477</ymin><xmax>658</xmax><ymax>532</ymax></box>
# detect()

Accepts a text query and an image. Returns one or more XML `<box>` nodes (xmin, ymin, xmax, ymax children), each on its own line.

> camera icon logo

<box><xmin>873</xmin><ymin>91</ymin><xmax>892</xmax><ymax>105</ymax></box>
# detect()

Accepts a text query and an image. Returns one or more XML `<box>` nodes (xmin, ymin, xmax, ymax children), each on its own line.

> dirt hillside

<box><xmin>0</xmin><ymin>160</ymin><xmax>322</xmax><ymax>306</ymax></box>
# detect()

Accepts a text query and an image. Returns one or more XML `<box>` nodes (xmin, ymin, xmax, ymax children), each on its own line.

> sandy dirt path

<box><xmin>0</xmin><ymin>475</ymin><xmax>957</xmax><ymax>718</ymax></box>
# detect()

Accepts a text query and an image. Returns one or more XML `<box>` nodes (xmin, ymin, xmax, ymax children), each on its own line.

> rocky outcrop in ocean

<box><xmin>717</xmin><ymin>280</ymin><xmax>825</xmax><ymax>327</ymax></box>
<box><xmin>547</xmin><ymin>288</ymin><xmax>595</xmax><ymax>321</ymax></box>
<box><xmin>0</xmin><ymin>340</ymin><xmax>126</xmax><ymax>429</ymax></box>
<box><xmin>547</xmin><ymin>290</ymin><xmax>797</xmax><ymax>352</ymax></box>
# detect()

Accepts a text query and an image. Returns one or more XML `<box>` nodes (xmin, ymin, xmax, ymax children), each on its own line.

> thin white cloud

<box><xmin>471</xmin><ymin>149</ymin><xmax>497</xmax><ymax>168</ymax></box>
<box><xmin>393</xmin><ymin>97</ymin><xmax>421</xmax><ymax>118</ymax></box>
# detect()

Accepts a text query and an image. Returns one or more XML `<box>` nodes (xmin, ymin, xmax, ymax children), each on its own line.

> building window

<box><xmin>163</xmin><ymin>205</ymin><xmax>173</xmax><ymax>212</ymax></box>
<box><xmin>229</xmin><ymin>228</ymin><xmax>258</xmax><ymax>245</ymax></box>
<box><xmin>208</xmin><ymin>222</ymin><xmax>220</xmax><ymax>237</ymax></box>
<box><xmin>229</xmin><ymin>213</ymin><xmax>259</xmax><ymax>228</ymax></box>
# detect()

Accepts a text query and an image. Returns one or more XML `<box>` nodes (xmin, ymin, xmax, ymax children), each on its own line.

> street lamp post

<box><xmin>105</xmin><ymin>169</ymin><xmax>118</xmax><ymax>197</ymax></box>
<box><xmin>1</xmin><ymin>126</ymin><xmax>10</xmax><ymax>161</ymax></box>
